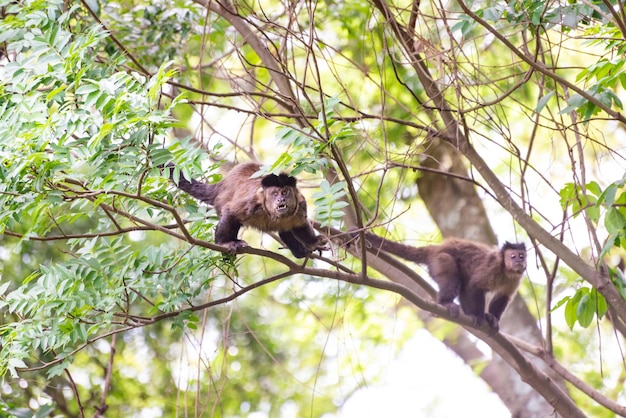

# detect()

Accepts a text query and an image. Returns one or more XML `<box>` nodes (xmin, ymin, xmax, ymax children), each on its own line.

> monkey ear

<box><xmin>261</xmin><ymin>173</ymin><xmax>297</xmax><ymax>188</ymax></box>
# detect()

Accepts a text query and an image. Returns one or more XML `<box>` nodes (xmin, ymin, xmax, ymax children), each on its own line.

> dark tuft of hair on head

<box><xmin>501</xmin><ymin>241</ymin><xmax>526</xmax><ymax>252</ymax></box>
<box><xmin>261</xmin><ymin>173</ymin><xmax>297</xmax><ymax>188</ymax></box>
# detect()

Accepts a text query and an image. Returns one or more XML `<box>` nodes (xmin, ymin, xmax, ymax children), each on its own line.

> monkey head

<box><xmin>259</xmin><ymin>173</ymin><xmax>299</xmax><ymax>219</ymax></box>
<box><xmin>501</xmin><ymin>242</ymin><xmax>527</xmax><ymax>274</ymax></box>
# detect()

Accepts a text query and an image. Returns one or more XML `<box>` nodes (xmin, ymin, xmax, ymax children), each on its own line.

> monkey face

<box><xmin>504</xmin><ymin>249</ymin><xmax>526</xmax><ymax>274</ymax></box>
<box><xmin>265</xmin><ymin>186</ymin><xmax>298</xmax><ymax>218</ymax></box>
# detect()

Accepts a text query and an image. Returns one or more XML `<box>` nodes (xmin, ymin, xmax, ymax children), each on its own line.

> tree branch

<box><xmin>511</xmin><ymin>336</ymin><xmax>626</xmax><ymax>416</ymax></box>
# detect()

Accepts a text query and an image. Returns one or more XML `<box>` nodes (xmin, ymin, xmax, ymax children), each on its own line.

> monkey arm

<box><xmin>274</xmin><ymin>197</ymin><xmax>327</xmax><ymax>258</ymax></box>
<box><xmin>214</xmin><ymin>209</ymin><xmax>247</xmax><ymax>252</ymax></box>
<box><xmin>482</xmin><ymin>293</ymin><xmax>511</xmax><ymax>332</ymax></box>
<box><xmin>291</xmin><ymin>224</ymin><xmax>329</xmax><ymax>250</ymax></box>
<box><xmin>279</xmin><ymin>231</ymin><xmax>310</xmax><ymax>258</ymax></box>
<box><xmin>487</xmin><ymin>293</ymin><xmax>510</xmax><ymax>320</ymax></box>
<box><xmin>279</xmin><ymin>225</ymin><xmax>329</xmax><ymax>258</ymax></box>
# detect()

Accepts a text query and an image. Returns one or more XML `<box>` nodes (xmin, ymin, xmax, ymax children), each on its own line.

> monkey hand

<box><xmin>484</xmin><ymin>313</ymin><xmax>500</xmax><ymax>333</ymax></box>
<box><xmin>310</xmin><ymin>236</ymin><xmax>330</xmax><ymax>253</ymax></box>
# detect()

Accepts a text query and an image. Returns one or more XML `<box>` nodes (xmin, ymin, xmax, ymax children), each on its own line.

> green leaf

<box><xmin>565</xmin><ymin>287</ymin><xmax>607</xmax><ymax>329</ymax></box>
<box><xmin>313</xmin><ymin>180</ymin><xmax>348</xmax><ymax>227</ymax></box>
<box><xmin>551</xmin><ymin>295</ymin><xmax>570</xmax><ymax>312</ymax></box>
<box><xmin>564</xmin><ymin>295</ymin><xmax>579</xmax><ymax>329</ymax></box>
<box><xmin>619</xmin><ymin>73</ymin><xmax>626</xmax><ymax>90</ymax></box>
<box><xmin>560</xmin><ymin>94</ymin><xmax>588</xmax><ymax>114</ymax></box>
<box><xmin>576</xmin><ymin>292</ymin><xmax>595</xmax><ymax>327</ymax></box>
<box><xmin>34</xmin><ymin>404</ymin><xmax>57</xmax><ymax>418</ymax></box>
<box><xmin>559</xmin><ymin>183</ymin><xmax>576</xmax><ymax>211</ymax></box>
<box><xmin>7</xmin><ymin>358</ymin><xmax>27</xmax><ymax>378</ymax></box>
<box><xmin>610</xmin><ymin>267</ymin><xmax>626</xmax><ymax>298</ymax></box>
<box><xmin>46</xmin><ymin>360</ymin><xmax>69</xmax><ymax>379</ymax></box>
<box><xmin>604</xmin><ymin>207</ymin><xmax>626</xmax><ymax>233</ymax></box>
<box><xmin>585</xmin><ymin>181</ymin><xmax>602</xmax><ymax>197</ymax></box>
<box><xmin>0</xmin><ymin>281</ymin><xmax>10</xmax><ymax>296</ymax></box>
<box><xmin>535</xmin><ymin>91</ymin><xmax>554</xmax><ymax>113</ymax></box>
<box><xmin>595</xmin><ymin>183</ymin><xmax>616</xmax><ymax>214</ymax></box>
<box><xmin>593</xmin><ymin>290</ymin><xmax>608</xmax><ymax>320</ymax></box>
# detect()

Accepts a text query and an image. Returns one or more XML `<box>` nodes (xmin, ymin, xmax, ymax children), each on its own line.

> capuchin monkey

<box><xmin>353</xmin><ymin>231</ymin><xmax>526</xmax><ymax>331</ymax></box>
<box><xmin>167</xmin><ymin>162</ymin><xmax>328</xmax><ymax>258</ymax></box>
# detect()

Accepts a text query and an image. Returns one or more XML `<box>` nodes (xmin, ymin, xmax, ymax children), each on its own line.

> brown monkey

<box><xmin>168</xmin><ymin>162</ymin><xmax>328</xmax><ymax>258</ymax></box>
<box><xmin>354</xmin><ymin>232</ymin><xmax>526</xmax><ymax>331</ymax></box>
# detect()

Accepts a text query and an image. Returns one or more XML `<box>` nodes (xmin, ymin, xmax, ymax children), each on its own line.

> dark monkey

<box><xmin>168</xmin><ymin>162</ymin><xmax>328</xmax><ymax>258</ymax></box>
<box><xmin>355</xmin><ymin>232</ymin><xmax>526</xmax><ymax>331</ymax></box>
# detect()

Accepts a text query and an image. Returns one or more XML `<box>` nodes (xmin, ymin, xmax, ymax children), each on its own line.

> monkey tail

<box><xmin>165</xmin><ymin>163</ymin><xmax>220</xmax><ymax>205</ymax></box>
<box><xmin>354</xmin><ymin>230</ymin><xmax>429</xmax><ymax>264</ymax></box>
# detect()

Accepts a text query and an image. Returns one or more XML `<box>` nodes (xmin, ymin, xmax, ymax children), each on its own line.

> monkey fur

<box><xmin>168</xmin><ymin>162</ymin><xmax>328</xmax><ymax>258</ymax></box>
<box><xmin>355</xmin><ymin>232</ymin><xmax>526</xmax><ymax>331</ymax></box>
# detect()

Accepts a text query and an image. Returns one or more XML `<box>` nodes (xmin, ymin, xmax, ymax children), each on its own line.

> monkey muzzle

<box><xmin>511</xmin><ymin>262</ymin><xmax>526</xmax><ymax>273</ymax></box>
<box><xmin>274</xmin><ymin>199</ymin><xmax>291</xmax><ymax>216</ymax></box>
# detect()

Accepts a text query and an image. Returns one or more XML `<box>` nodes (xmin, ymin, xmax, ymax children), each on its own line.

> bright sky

<box><xmin>338</xmin><ymin>329</ymin><xmax>508</xmax><ymax>417</ymax></box>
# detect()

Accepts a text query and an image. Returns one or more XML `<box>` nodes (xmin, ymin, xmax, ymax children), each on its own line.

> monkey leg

<box><xmin>487</xmin><ymin>294</ymin><xmax>509</xmax><ymax>320</ymax></box>
<box><xmin>222</xmin><ymin>240</ymin><xmax>249</xmax><ymax>254</ymax></box>
<box><xmin>436</xmin><ymin>280</ymin><xmax>461</xmax><ymax>318</ymax></box>
<box><xmin>430</xmin><ymin>254</ymin><xmax>461</xmax><ymax>318</ymax></box>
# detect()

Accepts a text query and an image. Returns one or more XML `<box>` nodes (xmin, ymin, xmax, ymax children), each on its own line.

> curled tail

<box><xmin>166</xmin><ymin>163</ymin><xmax>220</xmax><ymax>205</ymax></box>
<box><xmin>352</xmin><ymin>230</ymin><xmax>429</xmax><ymax>264</ymax></box>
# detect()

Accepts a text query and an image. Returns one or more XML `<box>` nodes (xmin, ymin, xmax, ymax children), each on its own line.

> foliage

<box><xmin>0</xmin><ymin>2</ymin><xmax>384</xmax><ymax>415</ymax></box>
<box><xmin>552</xmin><ymin>287</ymin><xmax>608</xmax><ymax>329</ymax></box>
<box><xmin>2</xmin><ymin>0</ymin><xmax>626</xmax><ymax>416</ymax></box>
<box><xmin>558</xmin><ymin>175</ymin><xmax>626</xmax><ymax>331</ymax></box>
<box><xmin>312</xmin><ymin>180</ymin><xmax>349</xmax><ymax>228</ymax></box>
<box><xmin>0</xmin><ymin>0</ymin><xmax>212</xmax><ymax>391</ymax></box>
<box><xmin>560</xmin><ymin>177</ymin><xmax>626</xmax><ymax>259</ymax></box>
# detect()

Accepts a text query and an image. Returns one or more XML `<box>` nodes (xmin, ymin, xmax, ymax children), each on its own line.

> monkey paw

<box><xmin>484</xmin><ymin>313</ymin><xmax>500</xmax><ymax>333</ymax></box>
<box><xmin>312</xmin><ymin>236</ymin><xmax>330</xmax><ymax>252</ymax></box>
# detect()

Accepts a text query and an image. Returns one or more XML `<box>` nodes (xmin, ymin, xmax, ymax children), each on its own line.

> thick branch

<box><xmin>512</xmin><ymin>336</ymin><xmax>626</xmax><ymax>416</ymax></box>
